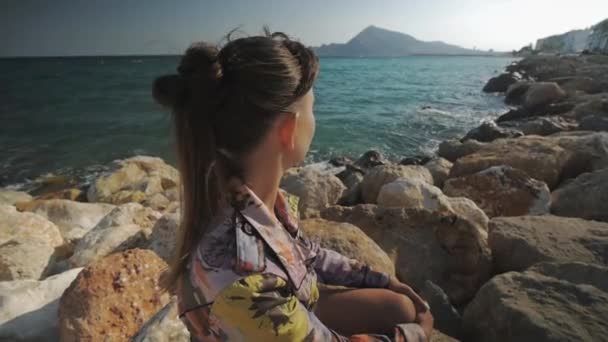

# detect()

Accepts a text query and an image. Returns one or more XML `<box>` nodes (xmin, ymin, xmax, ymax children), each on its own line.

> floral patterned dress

<box><xmin>177</xmin><ymin>185</ymin><xmax>427</xmax><ymax>341</ymax></box>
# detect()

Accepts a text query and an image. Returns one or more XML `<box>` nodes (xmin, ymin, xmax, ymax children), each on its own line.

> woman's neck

<box><xmin>243</xmin><ymin>152</ymin><xmax>283</xmax><ymax>220</ymax></box>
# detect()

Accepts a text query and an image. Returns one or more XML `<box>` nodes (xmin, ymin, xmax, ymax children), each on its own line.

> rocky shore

<box><xmin>1</xmin><ymin>53</ymin><xmax>608</xmax><ymax>341</ymax></box>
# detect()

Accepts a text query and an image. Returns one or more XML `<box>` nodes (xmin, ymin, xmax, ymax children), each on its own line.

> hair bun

<box><xmin>152</xmin><ymin>74</ymin><xmax>185</xmax><ymax>108</ymax></box>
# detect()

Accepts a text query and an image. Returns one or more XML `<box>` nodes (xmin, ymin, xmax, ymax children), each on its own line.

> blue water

<box><xmin>0</xmin><ymin>56</ymin><xmax>514</xmax><ymax>191</ymax></box>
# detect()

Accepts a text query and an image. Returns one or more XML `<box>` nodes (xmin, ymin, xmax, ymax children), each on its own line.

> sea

<box><xmin>0</xmin><ymin>55</ymin><xmax>515</xmax><ymax>192</ymax></box>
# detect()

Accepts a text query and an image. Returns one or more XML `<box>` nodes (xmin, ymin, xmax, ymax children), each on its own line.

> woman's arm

<box><xmin>211</xmin><ymin>273</ymin><xmax>428</xmax><ymax>341</ymax></box>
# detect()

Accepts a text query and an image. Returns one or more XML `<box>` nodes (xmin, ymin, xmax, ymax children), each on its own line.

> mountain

<box><xmin>314</xmin><ymin>25</ymin><xmax>495</xmax><ymax>57</ymax></box>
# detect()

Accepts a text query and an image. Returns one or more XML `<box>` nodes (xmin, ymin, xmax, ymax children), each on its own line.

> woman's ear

<box><xmin>277</xmin><ymin>112</ymin><xmax>299</xmax><ymax>151</ymax></box>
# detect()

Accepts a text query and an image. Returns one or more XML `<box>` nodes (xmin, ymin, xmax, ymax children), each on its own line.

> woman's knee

<box><xmin>384</xmin><ymin>291</ymin><xmax>417</xmax><ymax>324</ymax></box>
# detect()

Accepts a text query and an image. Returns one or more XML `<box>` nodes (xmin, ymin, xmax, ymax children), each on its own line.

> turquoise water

<box><xmin>0</xmin><ymin>56</ymin><xmax>514</xmax><ymax>190</ymax></box>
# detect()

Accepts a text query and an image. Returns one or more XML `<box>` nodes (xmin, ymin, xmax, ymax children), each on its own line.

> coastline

<box><xmin>1</xmin><ymin>53</ymin><xmax>608</xmax><ymax>341</ymax></box>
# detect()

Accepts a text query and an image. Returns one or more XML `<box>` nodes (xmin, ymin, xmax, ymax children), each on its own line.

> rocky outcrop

<box><xmin>489</xmin><ymin>215</ymin><xmax>608</xmax><ymax>273</ymax></box>
<box><xmin>280</xmin><ymin>168</ymin><xmax>346</xmax><ymax>218</ymax></box>
<box><xmin>535</xmin><ymin>29</ymin><xmax>591</xmax><ymax>54</ymax></box>
<box><xmin>132</xmin><ymin>299</ymin><xmax>190</xmax><ymax>342</ymax></box>
<box><xmin>360</xmin><ymin>164</ymin><xmax>433</xmax><ymax>203</ymax></box>
<box><xmin>86</xmin><ymin>155</ymin><xmax>179</xmax><ymax>206</ymax></box>
<box><xmin>0</xmin><ymin>267</ymin><xmax>83</xmax><ymax>341</ymax></box>
<box><xmin>300</xmin><ymin>218</ymin><xmax>395</xmax><ymax>276</ymax></box>
<box><xmin>551</xmin><ymin>168</ymin><xmax>608</xmax><ymax>222</ymax></box>
<box><xmin>444</xmin><ymin>166</ymin><xmax>551</xmax><ymax>217</ymax></box>
<box><xmin>59</xmin><ymin>249</ymin><xmax>171</xmax><ymax>342</ymax></box>
<box><xmin>321</xmin><ymin>204</ymin><xmax>491</xmax><ymax>305</ymax></box>
<box><xmin>463</xmin><ymin>262</ymin><xmax>608</xmax><ymax>342</ymax></box>
<box><xmin>587</xmin><ymin>18</ymin><xmax>608</xmax><ymax>54</ymax></box>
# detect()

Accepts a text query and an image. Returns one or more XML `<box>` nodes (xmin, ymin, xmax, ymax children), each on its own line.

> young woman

<box><xmin>154</xmin><ymin>30</ymin><xmax>433</xmax><ymax>341</ymax></box>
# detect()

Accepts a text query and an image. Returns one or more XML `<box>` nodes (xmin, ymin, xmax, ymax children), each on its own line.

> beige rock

<box><xmin>0</xmin><ymin>205</ymin><xmax>63</xmax><ymax>247</ymax></box>
<box><xmin>148</xmin><ymin>212</ymin><xmax>180</xmax><ymax>263</ymax></box>
<box><xmin>424</xmin><ymin>158</ymin><xmax>453</xmax><ymax>188</ymax></box>
<box><xmin>321</xmin><ymin>204</ymin><xmax>491</xmax><ymax>304</ymax></box>
<box><xmin>0</xmin><ymin>189</ymin><xmax>32</xmax><ymax>206</ymax></box>
<box><xmin>551</xmin><ymin>168</ymin><xmax>608</xmax><ymax>222</ymax></box>
<box><xmin>489</xmin><ymin>215</ymin><xmax>608</xmax><ymax>273</ymax></box>
<box><xmin>95</xmin><ymin>202</ymin><xmax>162</xmax><ymax>231</ymax></box>
<box><xmin>87</xmin><ymin>155</ymin><xmax>179</xmax><ymax>205</ymax></box>
<box><xmin>280</xmin><ymin>168</ymin><xmax>346</xmax><ymax>218</ymax></box>
<box><xmin>444</xmin><ymin>166</ymin><xmax>551</xmax><ymax>217</ymax></box>
<box><xmin>463</xmin><ymin>262</ymin><xmax>608</xmax><ymax>342</ymax></box>
<box><xmin>523</xmin><ymin>82</ymin><xmax>567</xmax><ymax>109</ymax></box>
<box><xmin>300</xmin><ymin>218</ymin><xmax>396</xmax><ymax>276</ymax></box>
<box><xmin>59</xmin><ymin>249</ymin><xmax>171</xmax><ymax>342</ymax></box>
<box><xmin>132</xmin><ymin>299</ymin><xmax>190</xmax><ymax>342</ymax></box>
<box><xmin>0</xmin><ymin>268</ymin><xmax>83</xmax><ymax>341</ymax></box>
<box><xmin>377</xmin><ymin>178</ymin><xmax>447</xmax><ymax>210</ymax></box>
<box><xmin>361</xmin><ymin>164</ymin><xmax>433</xmax><ymax>203</ymax></box>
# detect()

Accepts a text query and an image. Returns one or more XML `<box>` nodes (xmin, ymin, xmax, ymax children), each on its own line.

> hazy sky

<box><xmin>1</xmin><ymin>0</ymin><xmax>607</xmax><ymax>56</ymax></box>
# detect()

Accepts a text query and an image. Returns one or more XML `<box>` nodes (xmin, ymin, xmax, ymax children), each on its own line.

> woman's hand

<box><xmin>386</xmin><ymin>276</ymin><xmax>430</xmax><ymax>313</ymax></box>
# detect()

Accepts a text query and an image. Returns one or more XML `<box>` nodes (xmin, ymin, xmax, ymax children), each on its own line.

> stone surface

<box><xmin>463</xmin><ymin>262</ymin><xmax>608</xmax><ymax>342</ymax></box>
<box><xmin>580</xmin><ymin>114</ymin><xmax>608</xmax><ymax>131</ymax></box>
<box><xmin>377</xmin><ymin>178</ymin><xmax>446</xmax><ymax>210</ymax></box>
<box><xmin>280</xmin><ymin>168</ymin><xmax>346</xmax><ymax>218</ymax></box>
<box><xmin>132</xmin><ymin>299</ymin><xmax>190</xmax><ymax>342</ymax></box>
<box><xmin>444</xmin><ymin>166</ymin><xmax>551</xmax><ymax>217</ymax></box>
<box><xmin>86</xmin><ymin>155</ymin><xmax>179</xmax><ymax>205</ymax></box>
<box><xmin>336</xmin><ymin>167</ymin><xmax>365</xmax><ymax>206</ymax></box>
<box><xmin>420</xmin><ymin>280</ymin><xmax>462</xmax><ymax>339</ymax></box>
<box><xmin>360</xmin><ymin>164</ymin><xmax>433</xmax><ymax>203</ymax></box>
<box><xmin>437</xmin><ymin>139</ymin><xmax>486</xmax><ymax>163</ymax></box>
<box><xmin>0</xmin><ymin>189</ymin><xmax>32</xmax><ymax>206</ymax></box>
<box><xmin>489</xmin><ymin>215</ymin><xmax>608</xmax><ymax>273</ymax></box>
<box><xmin>483</xmin><ymin>73</ymin><xmax>520</xmax><ymax>93</ymax></box>
<box><xmin>148</xmin><ymin>212</ymin><xmax>180</xmax><ymax>262</ymax></box>
<box><xmin>523</xmin><ymin>82</ymin><xmax>567</xmax><ymax>110</ymax></box>
<box><xmin>0</xmin><ymin>205</ymin><xmax>65</xmax><ymax>280</ymax></box>
<box><xmin>424</xmin><ymin>158</ymin><xmax>453</xmax><ymax>188</ymax></box>
<box><xmin>0</xmin><ymin>267</ymin><xmax>83</xmax><ymax>341</ymax></box>
<box><xmin>59</xmin><ymin>249</ymin><xmax>171</xmax><ymax>342</ymax></box>
<box><xmin>499</xmin><ymin>116</ymin><xmax>577</xmax><ymax>136</ymax></box>
<box><xmin>300</xmin><ymin>218</ymin><xmax>396</xmax><ymax>276</ymax></box>
<box><xmin>505</xmin><ymin>81</ymin><xmax>532</xmax><ymax>105</ymax></box>
<box><xmin>321</xmin><ymin>204</ymin><xmax>491</xmax><ymax>305</ymax></box>
<box><xmin>551</xmin><ymin>168</ymin><xmax>608</xmax><ymax>222</ymax></box>
<box><xmin>461</xmin><ymin>121</ymin><xmax>522</xmax><ymax>143</ymax></box>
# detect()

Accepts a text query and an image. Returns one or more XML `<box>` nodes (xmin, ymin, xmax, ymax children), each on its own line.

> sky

<box><xmin>1</xmin><ymin>0</ymin><xmax>607</xmax><ymax>57</ymax></box>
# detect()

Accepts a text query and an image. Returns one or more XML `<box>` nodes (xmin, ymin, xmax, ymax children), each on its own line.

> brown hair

<box><xmin>153</xmin><ymin>29</ymin><xmax>319</xmax><ymax>290</ymax></box>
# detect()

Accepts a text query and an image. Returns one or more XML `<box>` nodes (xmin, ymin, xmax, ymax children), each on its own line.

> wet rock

<box><xmin>505</xmin><ymin>81</ymin><xmax>533</xmax><ymax>105</ymax></box>
<box><xmin>483</xmin><ymin>73</ymin><xmax>520</xmax><ymax>93</ymax></box>
<box><xmin>399</xmin><ymin>155</ymin><xmax>432</xmax><ymax>166</ymax></box>
<box><xmin>354</xmin><ymin>150</ymin><xmax>387</xmax><ymax>170</ymax></box>
<box><xmin>444</xmin><ymin>166</ymin><xmax>551</xmax><ymax>217</ymax></box>
<box><xmin>461</xmin><ymin>121</ymin><xmax>523</xmax><ymax>143</ymax></box>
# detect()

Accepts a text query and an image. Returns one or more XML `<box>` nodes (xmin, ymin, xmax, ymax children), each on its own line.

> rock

<box><xmin>321</xmin><ymin>204</ymin><xmax>491</xmax><ymax>305</ymax></box>
<box><xmin>483</xmin><ymin>73</ymin><xmax>520</xmax><ymax>93</ymax></box>
<box><xmin>59</xmin><ymin>249</ymin><xmax>170</xmax><ymax>342</ymax></box>
<box><xmin>132</xmin><ymin>299</ymin><xmax>190</xmax><ymax>342</ymax></box>
<box><xmin>505</xmin><ymin>81</ymin><xmax>532</xmax><ymax>105</ymax></box>
<box><xmin>280</xmin><ymin>168</ymin><xmax>346</xmax><ymax>218</ymax></box>
<box><xmin>499</xmin><ymin>116</ymin><xmax>577</xmax><ymax>136</ymax></box>
<box><xmin>148</xmin><ymin>212</ymin><xmax>180</xmax><ymax>262</ymax></box>
<box><xmin>0</xmin><ymin>267</ymin><xmax>83</xmax><ymax>341</ymax></box>
<box><xmin>449</xmin><ymin>135</ymin><xmax>570</xmax><ymax>189</ymax></box>
<box><xmin>87</xmin><ymin>155</ymin><xmax>179</xmax><ymax>205</ymax></box>
<box><xmin>36</xmin><ymin>188</ymin><xmax>86</xmax><ymax>202</ymax></box>
<box><xmin>523</xmin><ymin>82</ymin><xmax>567</xmax><ymax>110</ymax></box>
<box><xmin>142</xmin><ymin>192</ymin><xmax>171</xmax><ymax>212</ymax></box>
<box><xmin>399</xmin><ymin>155</ymin><xmax>432</xmax><ymax>166</ymax></box>
<box><xmin>461</xmin><ymin>121</ymin><xmax>523</xmax><ymax>143</ymax></box>
<box><xmin>25</xmin><ymin>199</ymin><xmax>116</xmax><ymax>243</ymax></box>
<box><xmin>69</xmin><ymin>203</ymin><xmax>162</xmax><ymax>267</ymax></box>
<box><xmin>551</xmin><ymin>168</ymin><xmax>608</xmax><ymax>222</ymax></box>
<box><xmin>336</xmin><ymin>167</ymin><xmax>364</xmax><ymax>206</ymax></box>
<box><xmin>437</xmin><ymin>139</ymin><xmax>486</xmax><ymax>163</ymax></box>
<box><xmin>444</xmin><ymin>166</ymin><xmax>551</xmax><ymax>217</ymax></box>
<box><xmin>446</xmin><ymin>197</ymin><xmax>490</xmax><ymax>230</ymax></box>
<box><xmin>424</xmin><ymin>158</ymin><xmax>453</xmax><ymax>188</ymax></box>
<box><xmin>0</xmin><ymin>189</ymin><xmax>32</xmax><ymax>206</ymax></box>
<box><xmin>549</xmin><ymin>76</ymin><xmax>603</xmax><ymax>95</ymax></box>
<box><xmin>554</xmin><ymin>131</ymin><xmax>608</xmax><ymax>179</ymax></box>
<box><xmin>0</xmin><ymin>205</ymin><xmax>65</xmax><ymax>280</ymax></box>
<box><xmin>420</xmin><ymin>281</ymin><xmax>462</xmax><ymax>339</ymax></box>
<box><xmin>489</xmin><ymin>215</ymin><xmax>608</xmax><ymax>273</ymax></box>
<box><xmin>360</xmin><ymin>164</ymin><xmax>433</xmax><ymax>203</ymax></box>
<box><xmin>377</xmin><ymin>178</ymin><xmax>446</xmax><ymax>210</ymax></box>
<box><xmin>354</xmin><ymin>150</ymin><xmax>387</xmax><ymax>170</ymax></box>
<box><xmin>580</xmin><ymin>114</ymin><xmax>608</xmax><ymax>131</ymax></box>
<box><xmin>463</xmin><ymin>262</ymin><xmax>608</xmax><ymax>342</ymax></box>
<box><xmin>300</xmin><ymin>218</ymin><xmax>396</xmax><ymax>276</ymax></box>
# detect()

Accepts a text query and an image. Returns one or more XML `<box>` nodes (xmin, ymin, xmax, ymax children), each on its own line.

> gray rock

<box><xmin>551</xmin><ymin>168</ymin><xmax>608</xmax><ymax>222</ymax></box>
<box><xmin>499</xmin><ymin>116</ymin><xmax>577</xmax><ymax>136</ymax></box>
<box><xmin>461</xmin><ymin>121</ymin><xmax>523</xmax><ymax>143</ymax></box>
<box><xmin>437</xmin><ymin>139</ymin><xmax>486</xmax><ymax>163</ymax></box>
<box><xmin>483</xmin><ymin>73</ymin><xmax>520</xmax><ymax>93</ymax></box>
<box><xmin>420</xmin><ymin>280</ymin><xmax>463</xmax><ymax>339</ymax></box>
<box><xmin>580</xmin><ymin>114</ymin><xmax>608</xmax><ymax>131</ymax></box>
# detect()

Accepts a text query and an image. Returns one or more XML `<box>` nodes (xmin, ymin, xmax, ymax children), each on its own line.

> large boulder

<box><xmin>69</xmin><ymin>203</ymin><xmax>162</xmax><ymax>267</ymax></box>
<box><xmin>148</xmin><ymin>212</ymin><xmax>180</xmax><ymax>262</ymax></box>
<box><xmin>489</xmin><ymin>215</ymin><xmax>608</xmax><ymax>273</ymax></box>
<box><xmin>377</xmin><ymin>178</ymin><xmax>446</xmax><ymax>210</ymax></box>
<box><xmin>360</xmin><ymin>164</ymin><xmax>433</xmax><ymax>203</ymax></box>
<box><xmin>300</xmin><ymin>218</ymin><xmax>395</xmax><ymax>276</ymax></box>
<box><xmin>87</xmin><ymin>156</ymin><xmax>179</xmax><ymax>205</ymax></box>
<box><xmin>505</xmin><ymin>81</ymin><xmax>533</xmax><ymax>105</ymax></box>
<box><xmin>280</xmin><ymin>168</ymin><xmax>346</xmax><ymax>218</ymax></box>
<box><xmin>450</xmin><ymin>136</ymin><xmax>570</xmax><ymax>189</ymax></box>
<box><xmin>132</xmin><ymin>299</ymin><xmax>190</xmax><ymax>342</ymax></box>
<box><xmin>523</xmin><ymin>82</ymin><xmax>567</xmax><ymax>110</ymax></box>
<box><xmin>437</xmin><ymin>139</ymin><xmax>486</xmax><ymax>163</ymax></box>
<box><xmin>0</xmin><ymin>267</ymin><xmax>83</xmax><ymax>341</ymax></box>
<box><xmin>444</xmin><ymin>166</ymin><xmax>551</xmax><ymax>217</ymax></box>
<box><xmin>424</xmin><ymin>157</ymin><xmax>453</xmax><ymax>188</ymax></box>
<box><xmin>321</xmin><ymin>204</ymin><xmax>491</xmax><ymax>305</ymax></box>
<box><xmin>463</xmin><ymin>262</ymin><xmax>608</xmax><ymax>342</ymax></box>
<box><xmin>25</xmin><ymin>199</ymin><xmax>116</xmax><ymax>247</ymax></box>
<box><xmin>483</xmin><ymin>73</ymin><xmax>520</xmax><ymax>93</ymax></box>
<box><xmin>498</xmin><ymin>116</ymin><xmax>577</xmax><ymax>136</ymax></box>
<box><xmin>461</xmin><ymin>121</ymin><xmax>522</xmax><ymax>143</ymax></box>
<box><xmin>551</xmin><ymin>168</ymin><xmax>608</xmax><ymax>222</ymax></box>
<box><xmin>0</xmin><ymin>189</ymin><xmax>32</xmax><ymax>206</ymax></box>
<box><xmin>59</xmin><ymin>249</ymin><xmax>171</xmax><ymax>342</ymax></box>
<box><xmin>420</xmin><ymin>281</ymin><xmax>463</xmax><ymax>339</ymax></box>
<box><xmin>0</xmin><ymin>205</ymin><xmax>65</xmax><ymax>280</ymax></box>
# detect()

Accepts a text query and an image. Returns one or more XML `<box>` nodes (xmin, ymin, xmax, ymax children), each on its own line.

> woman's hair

<box><xmin>153</xmin><ymin>28</ymin><xmax>319</xmax><ymax>290</ymax></box>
